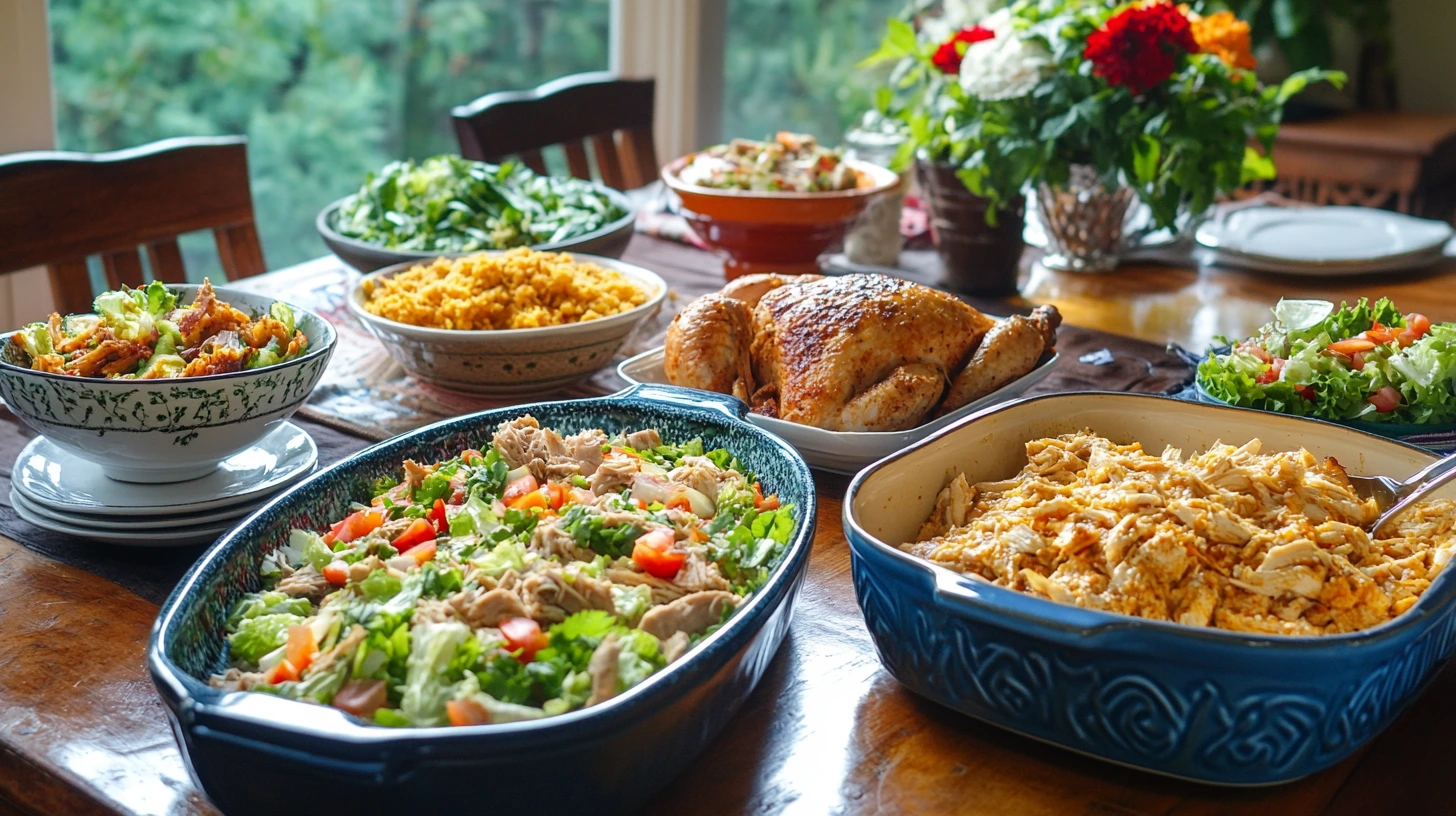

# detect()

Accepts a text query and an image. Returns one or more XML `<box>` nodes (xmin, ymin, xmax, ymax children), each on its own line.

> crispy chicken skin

<box><xmin>753</xmin><ymin>275</ymin><xmax>994</xmax><ymax>431</ymax></box>
<box><xmin>665</xmin><ymin>273</ymin><xmax>1056</xmax><ymax>431</ymax></box>
<box><xmin>936</xmin><ymin>304</ymin><xmax>1062</xmax><ymax>417</ymax></box>
<box><xmin>664</xmin><ymin>294</ymin><xmax>757</xmax><ymax>402</ymax></box>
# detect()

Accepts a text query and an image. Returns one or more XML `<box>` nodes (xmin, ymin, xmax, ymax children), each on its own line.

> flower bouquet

<box><xmin>866</xmin><ymin>0</ymin><xmax>1343</xmax><ymax>272</ymax></box>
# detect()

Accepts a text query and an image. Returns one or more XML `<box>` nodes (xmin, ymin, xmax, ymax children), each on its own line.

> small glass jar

<box><xmin>843</xmin><ymin>112</ymin><xmax>907</xmax><ymax>268</ymax></box>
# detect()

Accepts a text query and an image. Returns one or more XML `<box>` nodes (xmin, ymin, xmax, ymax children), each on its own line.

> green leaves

<box><xmin>336</xmin><ymin>156</ymin><xmax>626</xmax><ymax>253</ymax></box>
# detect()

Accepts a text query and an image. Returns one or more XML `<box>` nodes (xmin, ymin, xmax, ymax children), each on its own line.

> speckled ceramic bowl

<box><xmin>148</xmin><ymin>384</ymin><xmax>816</xmax><ymax>816</ymax></box>
<box><xmin>348</xmin><ymin>252</ymin><xmax>666</xmax><ymax>396</ymax></box>
<box><xmin>0</xmin><ymin>284</ymin><xmax>335</xmax><ymax>482</ymax></box>
<box><xmin>846</xmin><ymin>392</ymin><xmax>1456</xmax><ymax>785</ymax></box>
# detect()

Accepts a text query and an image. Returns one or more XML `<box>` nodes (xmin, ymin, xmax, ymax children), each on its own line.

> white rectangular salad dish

<box><xmin>617</xmin><ymin>345</ymin><xmax>1058</xmax><ymax>473</ymax></box>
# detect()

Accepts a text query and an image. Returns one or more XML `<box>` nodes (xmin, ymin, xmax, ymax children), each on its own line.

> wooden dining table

<box><xmin>4</xmin><ymin>233</ymin><xmax>1456</xmax><ymax>816</ymax></box>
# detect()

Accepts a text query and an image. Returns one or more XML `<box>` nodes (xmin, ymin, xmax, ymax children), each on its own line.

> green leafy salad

<box><xmin>210</xmin><ymin>416</ymin><xmax>797</xmax><ymax>728</ymax></box>
<box><xmin>333</xmin><ymin>156</ymin><xmax>628</xmax><ymax>253</ymax></box>
<box><xmin>1198</xmin><ymin>298</ymin><xmax>1455</xmax><ymax>424</ymax></box>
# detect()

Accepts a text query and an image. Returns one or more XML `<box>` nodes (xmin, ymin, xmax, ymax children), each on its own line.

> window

<box><xmin>49</xmin><ymin>0</ymin><xmax>611</xmax><ymax>276</ymax></box>
<box><xmin>721</xmin><ymin>0</ymin><xmax>902</xmax><ymax>144</ymax></box>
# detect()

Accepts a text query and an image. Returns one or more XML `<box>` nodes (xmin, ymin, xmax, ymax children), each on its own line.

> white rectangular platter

<box><xmin>617</xmin><ymin>345</ymin><xmax>1059</xmax><ymax>474</ymax></box>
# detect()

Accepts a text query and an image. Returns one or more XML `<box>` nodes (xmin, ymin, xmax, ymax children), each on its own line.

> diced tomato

<box><xmin>392</xmin><ymin>518</ymin><xmax>436</xmax><ymax>552</ymax></box>
<box><xmin>322</xmin><ymin>561</ymin><xmax>349</xmax><ymax>587</ymax></box>
<box><xmin>567</xmin><ymin>486</ymin><xmax>594</xmax><ymax>506</ymax></box>
<box><xmin>499</xmin><ymin>617</ymin><xmax>549</xmax><ymax>663</ymax></box>
<box><xmin>332</xmin><ymin>679</ymin><xmax>388</xmax><ymax>718</ymax></box>
<box><xmin>461</xmin><ymin>449</ymin><xmax>485</xmax><ymax>466</ymax></box>
<box><xmin>265</xmin><ymin>659</ymin><xmax>299</xmax><ymax>685</ymax></box>
<box><xmin>446</xmin><ymin>698</ymin><xmax>492</xmax><ymax>727</ymax></box>
<box><xmin>666</xmin><ymin>496</ymin><xmax>693</xmax><ymax>513</ymax></box>
<box><xmin>1328</xmin><ymin>338</ymin><xmax>1377</xmax><ymax>355</ymax></box>
<box><xmin>633</xmin><ymin>528</ymin><xmax>686</xmax><ymax>579</ymax></box>
<box><xmin>428</xmin><ymin>498</ymin><xmax>448</xmax><ymax>535</ymax></box>
<box><xmin>752</xmin><ymin>482</ymin><xmax>781</xmax><ymax>511</ymax></box>
<box><xmin>285</xmin><ymin>624</ymin><xmax>318</xmax><ymax>673</ymax></box>
<box><xmin>502</xmin><ymin>474</ymin><xmax>539</xmax><ymax>505</ymax></box>
<box><xmin>409</xmin><ymin>538</ymin><xmax>437</xmax><ymax>566</ymax></box>
<box><xmin>544</xmin><ymin>482</ymin><xmax>567</xmax><ymax>511</ymax></box>
<box><xmin>633</xmin><ymin>497</ymin><xmax>647</xmax><ymax>510</ymax></box>
<box><xmin>1369</xmin><ymin>386</ymin><xmax>1401</xmax><ymax>413</ymax></box>
<box><xmin>1255</xmin><ymin>358</ymin><xmax>1285</xmax><ymax>385</ymax></box>
<box><xmin>1363</xmin><ymin>322</ymin><xmax>1395</xmax><ymax>344</ymax></box>
<box><xmin>1295</xmin><ymin>384</ymin><xmax>1316</xmax><ymax>400</ymax></box>
<box><xmin>334</xmin><ymin>509</ymin><xmax>384</xmax><ymax>545</ymax></box>
<box><xmin>1350</xmin><ymin>352</ymin><xmax>1365</xmax><ymax>371</ymax></box>
<box><xmin>1237</xmin><ymin>343</ymin><xmax>1272</xmax><ymax>364</ymax></box>
<box><xmin>1407</xmin><ymin>313</ymin><xmax>1432</xmax><ymax>337</ymax></box>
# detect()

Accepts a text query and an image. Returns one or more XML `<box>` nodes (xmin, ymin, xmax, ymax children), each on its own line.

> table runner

<box><xmin>0</xmin><ymin>236</ymin><xmax>1193</xmax><ymax>604</ymax></box>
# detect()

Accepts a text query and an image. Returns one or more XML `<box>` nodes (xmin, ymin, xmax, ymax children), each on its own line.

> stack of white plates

<box><xmin>10</xmin><ymin>421</ymin><xmax>318</xmax><ymax>547</ymax></box>
<box><xmin>1196</xmin><ymin>206</ymin><xmax>1455</xmax><ymax>275</ymax></box>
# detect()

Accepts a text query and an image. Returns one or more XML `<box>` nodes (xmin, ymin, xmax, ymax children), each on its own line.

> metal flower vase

<box><xmin>1035</xmin><ymin>165</ymin><xmax>1137</xmax><ymax>273</ymax></box>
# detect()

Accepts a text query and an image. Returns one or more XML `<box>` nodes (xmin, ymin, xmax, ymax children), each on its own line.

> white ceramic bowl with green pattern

<box><xmin>0</xmin><ymin>285</ymin><xmax>336</xmax><ymax>483</ymax></box>
<box><xmin>347</xmin><ymin>252</ymin><xmax>666</xmax><ymax>395</ymax></box>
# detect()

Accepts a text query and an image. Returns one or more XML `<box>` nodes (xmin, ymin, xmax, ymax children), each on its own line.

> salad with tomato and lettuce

<box><xmin>210</xmin><ymin>416</ymin><xmax>796</xmax><ymax>728</ymax></box>
<box><xmin>1198</xmin><ymin>298</ymin><xmax>1456</xmax><ymax>425</ymax></box>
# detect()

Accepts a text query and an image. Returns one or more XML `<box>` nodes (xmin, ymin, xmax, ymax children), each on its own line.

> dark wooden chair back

<box><xmin>0</xmin><ymin>136</ymin><xmax>266</xmax><ymax>315</ymax></box>
<box><xmin>452</xmin><ymin>71</ymin><xmax>659</xmax><ymax>190</ymax></box>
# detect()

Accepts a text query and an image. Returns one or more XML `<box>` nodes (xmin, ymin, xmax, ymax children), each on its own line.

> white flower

<box><xmin>959</xmin><ymin>29</ymin><xmax>1051</xmax><ymax>101</ymax></box>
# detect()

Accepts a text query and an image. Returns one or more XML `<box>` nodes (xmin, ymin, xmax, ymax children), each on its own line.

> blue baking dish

<box><xmin>844</xmin><ymin>392</ymin><xmax>1456</xmax><ymax>786</ymax></box>
<box><xmin>148</xmin><ymin>384</ymin><xmax>816</xmax><ymax>815</ymax></box>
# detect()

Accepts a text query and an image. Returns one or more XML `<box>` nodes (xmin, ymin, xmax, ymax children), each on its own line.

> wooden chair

<box><xmin>0</xmin><ymin>136</ymin><xmax>267</xmax><ymax>315</ymax></box>
<box><xmin>452</xmin><ymin>71</ymin><xmax>659</xmax><ymax>190</ymax></box>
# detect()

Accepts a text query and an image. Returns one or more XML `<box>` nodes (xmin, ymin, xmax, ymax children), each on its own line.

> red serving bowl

<box><xmin>662</xmin><ymin>155</ymin><xmax>899</xmax><ymax>279</ymax></box>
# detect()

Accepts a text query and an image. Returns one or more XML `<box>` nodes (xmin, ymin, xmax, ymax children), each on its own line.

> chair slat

<box><xmin>592</xmin><ymin>133</ymin><xmax>626</xmax><ymax>191</ymax></box>
<box><xmin>102</xmin><ymin>249</ymin><xmax>145</xmax><ymax>290</ymax></box>
<box><xmin>622</xmin><ymin>126</ymin><xmax>660</xmax><ymax>189</ymax></box>
<box><xmin>518</xmin><ymin>149</ymin><xmax>549</xmax><ymax>176</ymax></box>
<box><xmin>46</xmin><ymin>260</ymin><xmax>95</xmax><ymax>316</ymax></box>
<box><xmin>562</xmin><ymin>140</ymin><xmax>593</xmax><ymax>180</ymax></box>
<box><xmin>145</xmin><ymin>239</ymin><xmax>187</xmax><ymax>283</ymax></box>
<box><xmin>214</xmin><ymin>223</ymin><xmax>267</xmax><ymax>280</ymax></box>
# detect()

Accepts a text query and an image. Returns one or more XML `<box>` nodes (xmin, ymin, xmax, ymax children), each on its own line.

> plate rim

<box><xmin>14</xmin><ymin>421</ymin><xmax>318</xmax><ymax>516</ymax></box>
<box><xmin>1196</xmin><ymin>205</ymin><xmax>1454</xmax><ymax>265</ymax></box>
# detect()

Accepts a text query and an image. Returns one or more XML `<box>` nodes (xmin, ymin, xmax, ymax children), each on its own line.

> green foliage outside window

<box><xmin>50</xmin><ymin>0</ymin><xmax>610</xmax><ymax>276</ymax></box>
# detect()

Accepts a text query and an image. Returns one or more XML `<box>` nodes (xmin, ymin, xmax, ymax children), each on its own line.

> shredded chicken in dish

<box><xmin>906</xmin><ymin>433</ymin><xmax>1456</xmax><ymax>635</ymax></box>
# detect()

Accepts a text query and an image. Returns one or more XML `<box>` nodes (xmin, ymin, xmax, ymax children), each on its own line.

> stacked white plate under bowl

<box><xmin>10</xmin><ymin>421</ymin><xmax>317</xmax><ymax>547</ymax></box>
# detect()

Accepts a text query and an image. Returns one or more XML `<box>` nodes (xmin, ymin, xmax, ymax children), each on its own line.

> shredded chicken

<box><xmin>639</xmin><ymin>590</ymin><xmax>740</xmax><ymax>640</ymax></box>
<box><xmin>276</xmin><ymin>564</ymin><xmax>332</xmax><ymax>603</ymax></box>
<box><xmin>585</xmin><ymin>633</ymin><xmax>621</xmax><ymax>707</ymax></box>
<box><xmin>449</xmin><ymin>587</ymin><xmax>530</xmax><ymax>629</ymax></box>
<box><xmin>906</xmin><ymin>433</ymin><xmax>1456</xmax><ymax>635</ymax></box>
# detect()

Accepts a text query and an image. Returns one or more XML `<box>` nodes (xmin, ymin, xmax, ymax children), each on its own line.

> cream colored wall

<box><xmin>0</xmin><ymin>0</ymin><xmax>59</xmax><ymax>328</ymax></box>
<box><xmin>1392</xmin><ymin>0</ymin><xmax>1456</xmax><ymax>112</ymax></box>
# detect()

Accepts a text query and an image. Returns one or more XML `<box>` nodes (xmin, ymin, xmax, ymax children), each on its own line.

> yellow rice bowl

<box><xmin>359</xmin><ymin>248</ymin><xmax>650</xmax><ymax>331</ymax></box>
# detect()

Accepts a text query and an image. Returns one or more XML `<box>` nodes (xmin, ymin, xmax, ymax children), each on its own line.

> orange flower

<box><xmin>1185</xmin><ymin>8</ymin><xmax>1257</xmax><ymax>70</ymax></box>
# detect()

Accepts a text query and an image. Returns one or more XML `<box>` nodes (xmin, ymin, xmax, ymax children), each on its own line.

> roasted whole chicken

<box><xmin>665</xmin><ymin>273</ymin><xmax>1060</xmax><ymax>431</ymax></box>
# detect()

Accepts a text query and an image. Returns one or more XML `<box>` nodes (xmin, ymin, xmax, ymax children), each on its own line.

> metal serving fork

<box><xmin>1348</xmin><ymin>451</ymin><xmax>1456</xmax><ymax>536</ymax></box>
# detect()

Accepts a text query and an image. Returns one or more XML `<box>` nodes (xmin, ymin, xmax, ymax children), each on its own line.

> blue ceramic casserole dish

<box><xmin>845</xmin><ymin>392</ymin><xmax>1456</xmax><ymax>786</ymax></box>
<box><xmin>148</xmin><ymin>384</ymin><xmax>816</xmax><ymax>815</ymax></box>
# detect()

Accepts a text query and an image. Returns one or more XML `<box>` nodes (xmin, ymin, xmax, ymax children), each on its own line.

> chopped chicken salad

<box><xmin>211</xmin><ymin>416</ymin><xmax>796</xmax><ymax>727</ymax></box>
<box><xmin>677</xmin><ymin>132</ymin><xmax>863</xmax><ymax>193</ymax></box>
<box><xmin>7</xmin><ymin>279</ymin><xmax>308</xmax><ymax>378</ymax></box>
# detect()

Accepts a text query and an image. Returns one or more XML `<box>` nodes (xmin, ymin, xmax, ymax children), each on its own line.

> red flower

<box><xmin>1084</xmin><ymin>2</ymin><xmax>1197</xmax><ymax>94</ymax></box>
<box><xmin>931</xmin><ymin>25</ymin><xmax>996</xmax><ymax>74</ymax></box>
